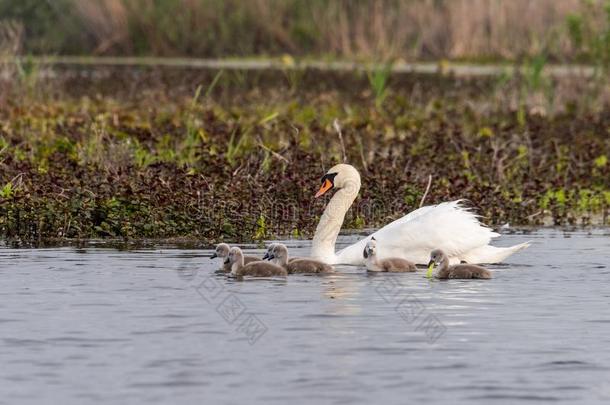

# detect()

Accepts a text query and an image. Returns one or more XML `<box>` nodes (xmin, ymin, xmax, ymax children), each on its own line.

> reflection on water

<box><xmin>0</xmin><ymin>228</ymin><xmax>609</xmax><ymax>404</ymax></box>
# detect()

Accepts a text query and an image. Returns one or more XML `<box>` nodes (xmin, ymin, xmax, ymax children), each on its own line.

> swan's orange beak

<box><xmin>315</xmin><ymin>179</ymin><xmax>333</xmax><ymax>198</ymax></box>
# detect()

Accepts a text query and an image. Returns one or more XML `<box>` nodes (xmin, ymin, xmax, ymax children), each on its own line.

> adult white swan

<box><xmin>311</xmin><ymin>164</ymin><xmax>529</xmax><ymax>265</ymax></box>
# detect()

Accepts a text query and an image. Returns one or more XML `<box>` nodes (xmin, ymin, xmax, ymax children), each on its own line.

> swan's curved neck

<box><xmin>311</xmin><ymin>183</ymin><xmax>360</xmax><ymax>261</ymax></box>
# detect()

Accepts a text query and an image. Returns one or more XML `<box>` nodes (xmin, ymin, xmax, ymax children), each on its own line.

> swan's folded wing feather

<box><xmin>336</xmin><ymin>201</ymin><xmax>497</xmax><ymax>265</ymax></box>
<box><xmin>375</xmin><ymin>201</ymin><xmax>496</xmax><ymax>263</ymax></box>
<box><xmin>334</xmin><ymin>204</ymin><xmax>448</xmax><ymax>264</ymax></box>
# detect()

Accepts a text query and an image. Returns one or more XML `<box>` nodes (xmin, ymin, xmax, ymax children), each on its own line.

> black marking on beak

<box><xmin>363</xmin><ymin>247</ymin><xmax>368</xmax><ymax>259</ymax></box>
<box><xmin>263</xmin><ymin>252</ymin><xmax>270</xmax><ymax>260</ymax></box>
<box><xmin>210</xmin><ymin>253</ymin><xmax>218</xmax><ymax>259</ymax></box>
<box><xmin>427</xmin><ymin>260</ymin><xmax>435</xmax><ymax>268</ymax></box>
<box><xmin>320</xmin><ymin>172</ymin><xmax>338</xmax><ymax>184</ymax></box>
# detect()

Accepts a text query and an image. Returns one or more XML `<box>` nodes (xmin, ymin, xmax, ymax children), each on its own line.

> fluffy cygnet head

<box><xmin>315</xmin><ymin>163</ymin><xmax>361</xmax><ymax>198</ymax></box>
<box><xmin>262</xmin><ymin>243</ymin><xmax>277</xmax><ymax>261</ymax></box>
<box><xmin>429</xmin><ymin>249</ymin><xmax>448</xmax><ymax>266</ymax></box>
<box><xmin>363</xmin><ymin>237</ymin><xmax>377</xmax><ymax>259</ymax></box>
<box><xmin>427</xmin><ymin>249</ymin><xmax>449</xmax><ymax>278</ymax></box>
<box><xmin>211</xmin><ymin>243</ymin><xmax>230</xmax><ymax>259</ymax></box>
<box><xmin>269</xmin><ymin>243</ymin><xmax>289</xmax><ymax>264</ymax></box>
<box><xmin>228</xmin><ymin>247</ymin><xmax>244</xmax><ymax>265</ymax></box>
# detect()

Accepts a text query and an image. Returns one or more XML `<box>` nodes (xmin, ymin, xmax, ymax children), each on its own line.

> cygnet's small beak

<box><xmin>267</xmin><ymin>254</ymin><xmax>275</xmax><ymax>260</ymax></box>
<box><xmin>426</xmin><ymin>260</ymin><xmax>435</xmax><ymax>278</ymax></box>
<box><xmin>262</xmin><ymin>252</ymin><xmax>270</xmax><ymax>260</ymax></box>
<box><xmin>210</xmin><ymin>253</ymin><xmax>218</xmax><ymax>259</ymax></box>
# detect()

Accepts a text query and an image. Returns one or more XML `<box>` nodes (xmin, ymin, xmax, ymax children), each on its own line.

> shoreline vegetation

<box><xmin>0</xmin><ymin>55</ymin><xmax>603</xmax><ymax>75</ymax></box>
<box><xmin>1</xmin><ymin>0</ymin><xmax>609</xmax><ymax>64</ymax></box>
<box><xmin>0</xmin><ymin>61</ymin><xmax>608</xmax><ymax>244</ymax></box>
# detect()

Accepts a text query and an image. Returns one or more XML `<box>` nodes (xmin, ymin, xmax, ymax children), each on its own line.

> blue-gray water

<box><xmin>1</xmin><ymin>228</ymin><xmax>609</xmax><ymax>404</ymax></box>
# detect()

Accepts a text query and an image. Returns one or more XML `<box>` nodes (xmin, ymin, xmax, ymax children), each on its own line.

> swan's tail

<box><xmin>460</xmin><ymin>241</ymin><xmax>531</xmax><ymax>264</ymax></box>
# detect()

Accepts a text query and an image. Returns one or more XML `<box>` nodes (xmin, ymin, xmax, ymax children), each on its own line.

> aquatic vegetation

<box><xmin>0</xmin><ymin>66</ymin><xmax>608</xmax><ymax>243</ymax></box>
<box><xmin>367</xmin><ymin>62</ymin><xmax>393</xmax><ymax>108</ymax></box>
<box><xmin>594</xmin><ymin>155</ymin><xmax>608</xmax><ymax>168</ymax></box>
<box><xmin>0</xmin><ymin>182</ymin><xmax>14</xmax><ymax>199</ymax></box>
<box><xmin>253</xmin><ymin>214</ymin><xmax>267</xmax><ymax>240</ymax></box>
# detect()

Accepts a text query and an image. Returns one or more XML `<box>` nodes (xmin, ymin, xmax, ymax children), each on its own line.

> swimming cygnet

<box><xmin>211</xmin><ymin>243</ymin><xmax>259</xmax><ymax>273</ymax></box>
<box><xmin>363</xmin><ymin>238</ymin><xmax>417</xmax><ymax>272</ymax></box>
<box><xmin>229</xmin><ymin>247</ymin><xmax>287</xmax><ymax>278</ymax></box>
<box><xmin>269</xmin><ymin>243</ymin><xmax>333</xmax><ymax>274</ymax></box>
<box><xmin>427</xmin><ymin>249</ymin><xmax>492</xmax><ymax>279</ymax></box>
<box><xmin>263</xmin><ymin>243</ymin><xmax>301</xmax><ymax>264</ymax></box>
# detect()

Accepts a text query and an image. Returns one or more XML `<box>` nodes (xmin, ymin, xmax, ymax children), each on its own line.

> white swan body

<box><xmin>311</xmin><ymin>164</ymin><xmax>530</xmax><ymax>265</ymax></box>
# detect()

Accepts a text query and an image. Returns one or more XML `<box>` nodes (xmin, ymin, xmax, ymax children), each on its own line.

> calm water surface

<box><xmin>1</xmin><ymin>229</ymin><xmax>609</xmax><ymax>404</ymax></box>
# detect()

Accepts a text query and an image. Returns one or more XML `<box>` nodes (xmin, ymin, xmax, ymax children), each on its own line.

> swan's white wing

<box><xmin>335</xmin><ymin>201</ymin><xmax>498</xmax><ymax>265</ymax></box>
<box><xmin>375</xmin><ymin>201</ymin><xmax>498</xmax><ymax>263</ymax></box>
<box><xmin>386</xmin><ymin>203</ymin><xmax>439</xmax><ymax>224</ymax></box>
<box><xmin>333</xmin><ymin>204</ymin><xmax>444</xmax><ymax>264</ymax></box>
